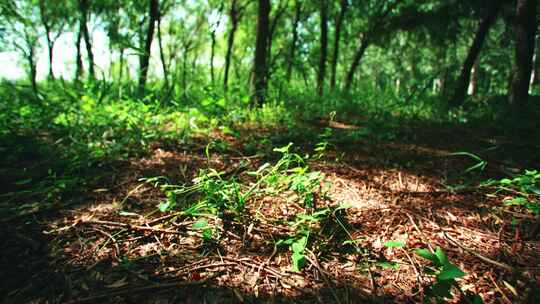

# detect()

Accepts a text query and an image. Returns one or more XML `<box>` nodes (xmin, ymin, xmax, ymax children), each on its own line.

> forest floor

<box><xmin>1</xmin><ymin>118</ymin><xmax>539</xmax><ymax>303</ymax></box>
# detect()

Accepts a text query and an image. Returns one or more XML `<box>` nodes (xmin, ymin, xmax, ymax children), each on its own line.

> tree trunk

<box><xmin>468</xmin><ymin>62</ymin><xmax>479</xmax><ymax>95</ymax></box>
<box><xmin>450</xmin><ymin>1</ymin><xmax>501</xmax><ymax>106</ymax></box>
<box><xmin>531</xmin><ymin>35</ymin><xmax>539</xmax><ymax>86</ymax></box>
<box><xmin>343</xmin><ymin>36</ymin><xmax>370</xmax><ymax>91</ymax></box>
<box><xmin>286</xmin><ymin>1</ymin><xmax>302</xmax><ymax>82</ymax></box>
<box><xmin>38</xmin><ymin>0</ymin><xmax>54</xmax><ymax>80</ymax></box>
<box><xmin>27</xmin><ymin>51</ymin><xmax>38</xmax><ymax>96</ymax></box>
<box><xmin>224</xmin><ymin>0</ymin><xmax>240</xmax><ymax>91</ymax></box>
<box><xmin>330</xmin><ymin>0</ymin><xmax>348</xmax><ymax>89</ymax></box>
<box><xmin>75</xmin><ymin>27</ymin><xmax>83</xmax><ymax>81</ymax></box>
<box><xmin>79</xmin><ymin>0</ymin><xmax>94</xmax><ymax>79</ymax></box>
<box><xmin>157</xmin><ymin>2</ymin><xmax>169</xmax><ymax>91</ymax></box>
<box><xmin>139</xmin><ymin>0</ymin><xmax>159</xmax><ymax>94</ymax></box>
<box><xmin>210</xmin><ymin>2</ymin><xmax>224</xmax><ymax>85</ymax></box>
<box><xmin>251</xmin><ymin>0</ymin><xmax>270</xmax><ymax>105</ymax></box>
<box><xmin>317</xmin><ymin>0</ymin><xmax>328</xmax><ymax>96</ymax></box>
<box><xmin>509</xmin><ymin>0</ymin><xmax>538</xmax><ymax>110</ymax></box>
<box><xmin>343</xmin><ymin>1</ymin><xmax>401</xmax><ymax>91</ymax></box>
<box><xmin>267</xmin><ymin>0</ymin><xmax>286</xmax><ymax>69</ymax></box>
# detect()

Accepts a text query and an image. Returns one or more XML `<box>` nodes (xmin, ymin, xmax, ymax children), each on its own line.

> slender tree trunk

<box><xmin>139</xmin><ymin>0</ymin><xmax>159</xmax><ymax>94</ymax></box>
<box><xmin>79</xmin><ymin>0</ymin><xmax>94</xmax><ymax>79</ymax></box>
<box><xmin>343</xmin><ymin>36</ymin><xmax>370</xmax><ymax>91</ymax></box>
<box><xmin>210</xmin><ymin>2</ymin><xmax>224</xmax><ymax>85</ymax></box>
<box><xmin>38</xmin><ymin>0</ymin><xmax>55</xmax><ymax>80</ymax></box>
<box><xmin>468</xmin><ymin>62</ymin><xmax>479</xmax><ymax>95</ymax></box>
<box><xmin>509</xmin><ymin>0</ymin><xmax>538</xmax><ymax>107</ymax></box>
<box><xmin>286</xmin><ymin>1</ymin><xmax>301</xmax><ymax>82</ymax></box>
<box><xmin>75</xmin><ymin>25</ymin><xmax>83</xmax><ymax>81</ymax></box>
<box><xmin>330</xmin><ymin>0</ymin><xmax>348</xmax><ymax>89</ymax></box>
<box><xmin>251</xmin><ymin>0</ymin><xmax>270</xmax><ymax>105</ymax></box>
<box><xmin>119</xmin><ymin>48</ymin><xmax>125</xmax><ymax>82</ymax></box>
<box><xmin>46</xmin><ymin>40</ymin><xmax>55</xmax><ymax>80</ymax></box>
<box><xmin>531</xmin><ymin>35</ymin><xmax>540</xmax><ymax>87</ymax></box>
<box><xmin>343</xmin><ymin>1</ymin><xmax>401</xmax><ymax>91</ymax></box>
<box><xmin>317</xmin><ymin>0</ymin><xmax>328</xmax><ymax>96</ymax></box>
<box><xmin>531</xmin><ymin>35</ymin><xmax>539</xmax><ymax>86</ymax></box>
<box><xmin>157</xmin><ymin>2</ymin><xmax>169</xmax><ymax>90</ymax></box>
<box><xmin>224</xmin><ymin>0</ymin><xmax>239</xmax><ymax>91</ymax></box>
<box><xmin>451</xmin><ymin>1</ymin><xmax>501</xmax><ymax>106</ymax></box>
<box><xmin>28</xmin><ymin>52</ymin><xmax>38</xmax><ymax>96</ymax></box>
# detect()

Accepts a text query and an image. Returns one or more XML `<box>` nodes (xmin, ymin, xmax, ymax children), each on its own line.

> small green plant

<box><xmin>192</xmin><ymin>219</ymin><xmax>214</xmax><ymax>242</ymax></box>
<box><xmin>276</xmin><ymin>232</ymin><xmax>309</xmax><ymax>272</ymax></box>
<box><xmin>415</xmin><ymin>247</ymin><xmax>467</xmax><ymax>302</ymax></box>
<box><xmin>451</xmin><ymin>152</ymin><xmax>487</xmax><ymax>174</ymax></box>
<box><xmin>498</xmin><ymin>170</ymin><xmax>540</xmax><ymax>214</ymax></box>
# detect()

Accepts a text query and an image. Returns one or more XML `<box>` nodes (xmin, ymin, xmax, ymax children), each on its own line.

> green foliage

<box><xmin>486</xmin><ymin>170</ymin><xmax>540</xmax><ymax>215</ymax></box>
<box><xmin>415</xmin><ymin>247</ymin><xmax>467</xmax><ymax>301</ymax></box>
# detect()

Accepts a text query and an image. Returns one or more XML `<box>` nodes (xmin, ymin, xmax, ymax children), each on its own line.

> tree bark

<box><xmin>157</xmin><ymin>1</ymin><xmax>168</xmax><ymax>91</ymax></box>
<box><xmin>224</xmin><ymin>0</ymin><xmax>241</xmax><ymax>91</ymax></box>
<box><xmin>330</xmin><ymin>0</ymin><xmax>348</xmax><ymax>89</ymax></box>
<box><xmin>79</xmin><ymin>0</ymin><xmax>94</xmax><ymax>79</ymax></box>
<box><xmin>509</xmin><ymin>0</ymin><xmax>538</xmax><ymax>106</ymax></box>
<box><xmin>251</xmin><ymin>0</ymin><xmax>270</xmax><ymax>105</ymax></box>
<box><xmin>139</xmin><ymin>0</ymin><xmax>159</xmax><ymax>94</ymax></box>
<box><xmin>343</xmin><ymin>35</ymin><xmax>370</xmax><ymax>91</ymax></box>
<box><xmin>27</xmin><ymin>48</ymin><xmax>38</xmax><ymax>96</ymax></box>
<box><xmin>468</xmin><ymin>62</ymin><xmax>479</xmax><ymax>95</ymax></box>
<box><xmin>75</xmin><ymin>26</ymin><xmax>83</xmax><ymax>81</ymax></box>
<box><xmin>286</xmin><ymin>0</ymin><xmax>302</xmax><ymax>82</ymax></box>
<box><xmin>38</xmin><ymin>0</ymin><xmax>55</xmax><ymax>80</ymax></box>
<box><xmin>317</xmin><ymin>0</ymin><xmax>328</xmax><ymax>96</ymax></box>
<box><xmin>450</xmin><ymin>1</ymin><xmax>501</xmax><ymax>106</ymax></box>
<box><xmin>210</xmin><ymin>2</ymin><xmax>224</xmax><ymax>85</ymax></box>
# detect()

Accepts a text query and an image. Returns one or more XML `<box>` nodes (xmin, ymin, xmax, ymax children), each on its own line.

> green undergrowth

<box><xmin>1</xmin><ymin>79</ymin><xmax>539</xmax><ymax>222</ymax></box>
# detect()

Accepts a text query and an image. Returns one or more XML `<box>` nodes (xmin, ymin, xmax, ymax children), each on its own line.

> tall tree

<box><xmin>223</xmin><ymin>0</ymin><xmax>245</xmax><ymax>91</ymax></box>
<box><xmin>251</xmin><ymin>0</ymin><xmax>270</xmax><ymax>105</ymax></box>
<box><xmin>210</xmin><ymin>1</ymin><xmax>225</xmax><ymax>85</ymax></box>
<box><xmin>286</xmin><ymin>0</ymin><xmax>302</xmax><ymax>82</ymax></box>
<box><xmin>450</xmin><ymin>1</ymin><xmax>502</xmax><ymax>106</ymax></box>
<box><xmin>317</xmin><ymin>0</ymin><xmax>328</xmax><ymax>96</ymax></box>
<box><xmin>343</xmin><ymin>0</ymin><xmax>402</xmax><ymax>91</ymax></box>
<box><xmin>139</xmin><ymin>0</ymin><xmax>159</xmax><ymax>94</ymax></box>
<box><xmin>38</xmin><ymin>0</ymin><xmax>66</xmax><ymax>80</ymax></box>
<box><xmin>75</xmin><ymin>24</ymin><xmax>84</xmax><ymax>81</ymax></box>
<box><xmin>509</xmin><ymin>0</ymin><xmax>538</xmax><ymax>107</ymax></box>
<box><xmin>330</xmin><ymin>0</ymin><xmax>348</xmax><ymax>89</ymax></box>
<box><xmin>78</xmin><ymin>0</ymin><xmax>94</xmax><ymax>80</ymax></box>
<box><xmin>157</xmin><ymin>0</ymin><xmax>169</xmax><ymax>91</ymax></box>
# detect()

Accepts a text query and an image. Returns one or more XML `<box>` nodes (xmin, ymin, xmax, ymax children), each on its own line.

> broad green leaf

<box><xmin>415</xmin><ymin>248</ymin><xmax>438</xmax><ymax>265</ymax></box>
<box><xmin>276</xmin><ymin>238</ymin><xmax>295</xmax><ymax>246</ymax></box>
<box><xmin>291</xmin><ymin>251</ymin><xmax>305</xmax><ymax>272</ymax></box>
<box><xmin>292</xmin><ymin>236</ymin><xmax>307</xmax><ymax>253</ymax></box>
<box><xmin>435</xmin><ymin>247</ymin><xmax>449</xmax><ymax>266</ymax></box>
<box><xmin>384</xmin><ymin>240</ymin><xmax>406</xmax><ymax>248</ymax></box>
<box><xmin>438</xmin><ymin>263</ymin><xmax>466</xmax><ymax>280</ymax></box>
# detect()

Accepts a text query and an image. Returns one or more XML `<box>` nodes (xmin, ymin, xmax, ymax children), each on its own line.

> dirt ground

<box><xmin>1</xmin><ymin>124</ymin><xmax>539</xmax><ymax>303</ymax></box>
